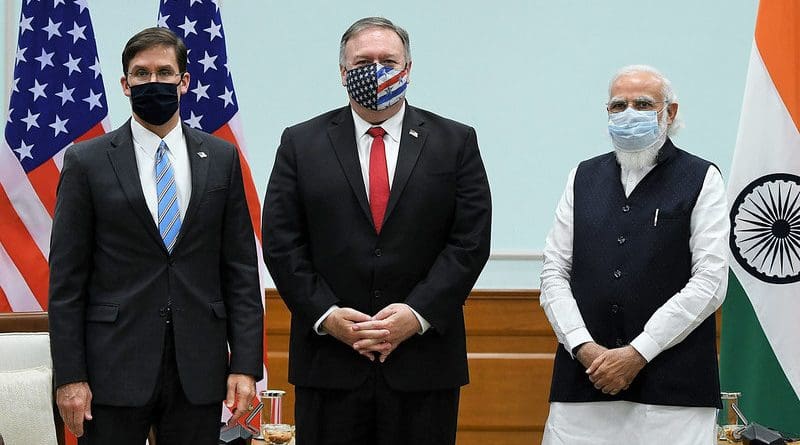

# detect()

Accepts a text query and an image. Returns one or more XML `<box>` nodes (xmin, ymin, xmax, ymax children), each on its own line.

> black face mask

<box><xmin>130</xmin><ymin>81</ymin><xmax>180</xmax><ymax>126</ymax></box>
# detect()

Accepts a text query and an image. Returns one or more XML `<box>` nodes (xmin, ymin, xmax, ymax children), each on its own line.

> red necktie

<box><xmin>367</xmin><ymin>127</ymin><xmax>389</xmax><ymax>234</ymax></box>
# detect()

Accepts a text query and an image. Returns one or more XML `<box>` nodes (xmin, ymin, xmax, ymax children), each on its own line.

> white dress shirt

<box><xmin>540</xmin><ymin>161</ymin><xmax>729</xmax><ymax>444</ymax></box>
<box><xmin>131</xmin><ymin>119</ymin><xmax>191</xmax><ymax>227</ymax></box>
<box><xmin>313</xmin><ymin>104</ymin><xmax>431</xmax><ymax>335</ymax></box>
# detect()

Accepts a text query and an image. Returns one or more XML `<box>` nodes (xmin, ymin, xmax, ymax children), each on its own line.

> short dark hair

<box><xmin>122</xmin><ymin>27</ymin><xmax>187</xmax><ymax>74</ymax></box>
<box><xmin>339</xmin><ymin>17</ymin><xmax>411</xmax><ymax>66</ymax></box>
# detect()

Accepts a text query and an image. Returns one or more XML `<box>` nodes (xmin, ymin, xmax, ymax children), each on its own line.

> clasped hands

<box><xmin>576</xmin><ymin>342</ymin><xmax>647</xmax><ymax>396</ymax></box>
<box><xmin>321</xmin><ymin>303</ymin><xmax>421</xmax><ymax>363</ymax></box>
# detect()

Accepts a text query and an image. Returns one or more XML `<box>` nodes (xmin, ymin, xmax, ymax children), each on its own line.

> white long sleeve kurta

<box><xmin>540</xmin><ymin>163</ymin><xmax>729</xmax><ymax>445</ymax></box>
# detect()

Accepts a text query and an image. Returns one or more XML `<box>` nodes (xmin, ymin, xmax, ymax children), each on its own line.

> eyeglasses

<box><xmin>606</xmin><ymin>98</ymin><xmax>667</xmax><ymax>114</ymax></box>
<box><xmin>127</xmin><ymin>69</ymin><xmax>182</xmax><ymax>83</ymax></box>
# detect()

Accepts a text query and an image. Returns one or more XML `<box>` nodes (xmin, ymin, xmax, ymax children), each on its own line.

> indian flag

<box><xmin>720</xmin><ymin>0</ymin><xmax>800</xmax><ymax>436</ymax></box>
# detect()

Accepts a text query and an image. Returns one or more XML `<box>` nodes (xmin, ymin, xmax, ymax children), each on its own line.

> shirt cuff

<box><xmin>564</xmin><ymin>327</ymin><xmax>593</xmax><ymax>359</ymax></box>
<box><xmin>313</xmin><ymin>305</ymin><xmax>339</xmax><ymax>335</ymax></box>
<box><xmin>407</xmin><ymin>305</ymin><xmax>431</xmax><ymax>334</ymax></box>
<box><xmin>630</xmin><ymin>332</ymin><xmax>661</xmax><ymax>362</ymax></box>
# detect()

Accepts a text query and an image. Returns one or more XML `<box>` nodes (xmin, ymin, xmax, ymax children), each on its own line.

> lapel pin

<box><xmin>409</xmin><ymin>129</ymin><xmax>418</xmax><ymax>138</ymax></box>
<box><xmin>197</xmin><ymin>152</ymin><xmax>207</xmax><ymax>158</ymax></box>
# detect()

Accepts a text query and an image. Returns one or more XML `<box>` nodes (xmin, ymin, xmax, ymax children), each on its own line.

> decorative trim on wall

<box><xmin>489</xmin><ymin>250</ymin><xmax>543</xmax><ymax>261</ymax></box>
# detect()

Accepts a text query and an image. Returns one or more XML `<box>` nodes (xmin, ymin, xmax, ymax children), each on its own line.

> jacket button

<box><xmin>613</xmin><ymin>269</ymin><xmax>622</xmax><ymax>279</ymax></box>
<box><xmin>615</xmin><ymin>338</ymin><xmax>624</xmax><ymax>347</ymax></box>
<box><xmin>622</xmin><ymin>204</ymin><xmax>630</xmax><ymax>213</ymax></box>
<box><xmin>617</xmin><ymin>235</ymin><xmax>626</xmax><ymax>245</ymax></box>
<box><xmin>373</xmin><ymin>290</ymin><xmax>382</xmax><ymax>298</ymax></box>
<box><xmin>374</xmin><ymin>248</ymin><xmax>382</xmax><ymax>257</ymax></box>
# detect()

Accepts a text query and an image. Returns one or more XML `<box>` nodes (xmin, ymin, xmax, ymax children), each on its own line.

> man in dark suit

<box><xmin>263</xmin><ymin>16</ymin><xmax>492</xmax><ymax>445</ymax></box>
<box><xmin>48</xmin><ymin>27</ymin><xmax>263</xmax><ymax>445</ymax></box>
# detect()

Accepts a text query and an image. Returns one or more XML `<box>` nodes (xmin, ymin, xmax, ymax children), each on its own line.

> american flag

<box><xmin>0</xmin><ymin>0</ymin><xmax>109</xmax><ymax>312</ymax></box>
<box><xmin>345</xmin><ymin>62</ymin><xmax>408</xmax><ymax>110</ymax></box>
<box><xmin>157</xmin><ymin>0</ymin><xmax>269</xmax><ymax>420</ymax></box>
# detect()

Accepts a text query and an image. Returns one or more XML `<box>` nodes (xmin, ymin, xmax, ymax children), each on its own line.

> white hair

<box><xmin>609</xmin><ymin>64</ymin><xmax>684</xmax><ymax>137</ymax></box>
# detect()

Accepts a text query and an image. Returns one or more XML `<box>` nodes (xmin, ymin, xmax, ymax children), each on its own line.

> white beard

<box><xmin>613</xmin><ymin>111</ymin><xmax>669</xmax><ymax>170</ymax></box>
<box><xmin>615</xmin><ymin>142</ymin><xmax>661</xmax><ymax>170</ymax></box>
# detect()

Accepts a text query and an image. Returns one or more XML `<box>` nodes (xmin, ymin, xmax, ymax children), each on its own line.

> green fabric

<box><xmin>720</xmin><ymin>270</ymin><xmax>800</xmax><ymax>436</ymax></box>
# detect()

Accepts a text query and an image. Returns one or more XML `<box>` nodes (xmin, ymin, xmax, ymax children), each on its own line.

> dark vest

<box><xmin>549</xmin><ymin>140</ymin><xmax>721</xmax><ymax>408</ymax></box>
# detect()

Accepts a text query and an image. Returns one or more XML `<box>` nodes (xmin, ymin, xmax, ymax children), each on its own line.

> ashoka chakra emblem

<box><xmin>730</xmin><ymin>173</ymin><xmax>800</xmax><ymax>284</ymax></box>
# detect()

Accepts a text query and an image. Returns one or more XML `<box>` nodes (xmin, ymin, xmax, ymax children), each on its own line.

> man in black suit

<box><xmin>48</xmin><ymin>27</ymin><xmax>263</xmax><ymax>445</ymax></box>
<box><xmin>263</xmin><ymin>17</ymin><xmax>492</xmax><ymax>445</ymax></box>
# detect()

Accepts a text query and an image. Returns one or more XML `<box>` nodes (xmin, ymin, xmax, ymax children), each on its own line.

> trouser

<box><xmin>79</xmin><ymin>325</ymin><xmax>222</xmax><ymax>445</ymax></box>
<box><xmin>295</xmin><ymin>363</ymin><xmax>460</xmax><ymax>445</ymax></box>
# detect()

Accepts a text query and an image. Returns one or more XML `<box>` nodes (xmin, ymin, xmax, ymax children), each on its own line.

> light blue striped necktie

<box><xmin>155</xmin><ymin>140</ymin><xmax>182</xmax><ymax>253</ymax></box>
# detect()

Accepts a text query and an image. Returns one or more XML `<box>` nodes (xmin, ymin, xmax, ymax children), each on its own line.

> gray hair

<box><xmin>608</xmin><ymin>64</ymin><xmax>683</xmax><ymax>136</ymax></box>
<box><xmin>339</xmin><ymin>17</ymin><xmax>411</xmax><ymax>67</ymax></box>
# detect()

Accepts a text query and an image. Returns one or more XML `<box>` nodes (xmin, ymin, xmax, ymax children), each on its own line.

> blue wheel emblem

<box><xmin>730</xmin><ymin>173</ymin><xmax>800</xmax><ymax>284</ymax></box>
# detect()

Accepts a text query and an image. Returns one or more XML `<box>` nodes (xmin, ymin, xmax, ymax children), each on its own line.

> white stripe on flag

<box><xmin>100</xmin><ymin>116</ymin><xmax>112</xmax><ymax>133</ymax></box>
<box><xmin>52</xmin><ymin>145</ymin><xmax>68</xmax><ymax>171</ymax></box>
<box><xmin>728</xmin><ymin>45</ymin><xmax>800</xmax><ymax>398</ymax></box>
<box><xmin>0</xmin><ymin>243</ymin><xmax>42</xmax><ymax>311</ymax></box>
<box><xmin>728</xmin><ymin>47</ymin><xmax>800</xmax><ymax>193</ymax></box>
<box><xmin>0</xmin><ymin>140</ymin><xmax>52</xmax><ymax>256</ymax></box>
<box><xmin>227</xmin><ymin>113</ymin><xmax>249</xmax><ymax>155</ymax></box>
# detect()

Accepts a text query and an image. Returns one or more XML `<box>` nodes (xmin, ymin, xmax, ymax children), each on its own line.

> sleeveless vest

<box><xmin>549</xmin><ymin>140</ymin><xmax>721</xmax><ymax>408</ymax></box>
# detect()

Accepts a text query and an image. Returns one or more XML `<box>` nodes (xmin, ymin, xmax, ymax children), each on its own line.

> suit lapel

<box><xmin>328</xmin><ymin>108</ymin><xmax>374</xmax><ymax>225</ymax></box>
<box><xmin>106</xmin><ymin>120</ymin><xmax>165</xmax><ymax>250</ymax></box>
<box><xmin>384</xmin><ymin>105</ymin><xmax>426</xmax><ymax>223</ymax></box>
<box><xmin>175</xmin><ymin>124</ymin><xmax>208</xmax><ymax>249</ymax></box>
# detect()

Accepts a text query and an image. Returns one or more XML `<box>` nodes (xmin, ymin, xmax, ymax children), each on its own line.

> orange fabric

<box><xmin>65</xmin><ymin>429</ymin><xmax>78</xmax><ymax>445</ymax></box>
<box><xmin>0</xmin><ymin>287</ymin><xmax>11</xmax><ymax>312</ymax></box>
<box><xmin>0</xmin><ymin>186</ymin><xmax>49</xmax><ymax>309</ymax></box>
<box><xmin>755</xmin><ymin>0</ymin><xmax>800</xmax><ymax>131</ymax></box>
<box><xmin>27</xmin><ymin>159</ymin><xmax>60</xmax><ymax>217</ymax></box>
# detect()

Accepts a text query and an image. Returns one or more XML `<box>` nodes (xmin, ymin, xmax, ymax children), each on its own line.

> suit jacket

<box><xmin>263</xmin><ymin>104</ymin><xmax>491</xmax><ymax>391</ymax></box>
<box><xmin>48</xmin><ymin>120</ymin><xmax>263</xmax><ymax>406</ymax></box>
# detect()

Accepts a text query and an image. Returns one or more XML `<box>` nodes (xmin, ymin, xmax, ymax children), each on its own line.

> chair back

<box><xmin>0</xmin><ymin>312</ymin><xmax>63</xmax><ymax>445</ymax></box>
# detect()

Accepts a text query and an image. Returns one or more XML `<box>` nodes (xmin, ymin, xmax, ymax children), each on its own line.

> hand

<box><xmin>586</xmin><ymin>345</ymin><xmax>647</xmax><ymax>395</ymax></box>
<box><xmin>352</xmin><ymin>303</ymin><xmax>421</xmax><ymax>363</ymax></box>
<box><xmin>225</xmin><ymin>373</ymin><xmax>256</xmax><ymax>424</ymax></box>
<box><xmin>321</xmin><ymin>307</ymin><xmax>389</xmax><ymax>360</ymax></box>
<box><xmin>56</xmin><ymin>381</ymin><xmax>92</xmax><ymax>437</ymax></box>
<box><xmin>574</xmin><ymin>342</ymin><xmax>608</xmax><ymax>369</ymax></box>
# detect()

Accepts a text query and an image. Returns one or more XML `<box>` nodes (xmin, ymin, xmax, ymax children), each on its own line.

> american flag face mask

<box><xmin>345</xmin><ymin>62</ymin><xmax>409</xmax><ymax>111</ymax></box>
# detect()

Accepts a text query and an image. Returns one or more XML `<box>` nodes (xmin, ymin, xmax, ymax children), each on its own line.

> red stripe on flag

<box><xmin>23</xmin><ymin>123</ymin><xmax>106</xmax><ymax>219</ymax></box>
<box><xmin>213</xmin><ymin>124</ymin><xmax>263</xmax><ymax>243</ymax></box>
<box><xmin>26</xmin><ymin>159</ymin><xmax>60</xmax><ymax>217</ymax></box>
<box><xmin>0</xmin><ymin>287</ymin><xmax>12</xmax><ymax>312</ymax></box>
<box><xmin>74</xmin><ymin>122</ymin><xmax>107</xmax><ymax>143</ymax></box>
<box><xmin>0</xmin><ymin>186</ymin><xmax>50</xmax><ymax>310</ymax></box>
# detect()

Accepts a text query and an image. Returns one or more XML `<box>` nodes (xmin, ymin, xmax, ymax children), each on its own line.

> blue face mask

<box><xmin>607</xmin><ymin>108</ymin><xmax>666</xmax><ymax>153</ymax></box>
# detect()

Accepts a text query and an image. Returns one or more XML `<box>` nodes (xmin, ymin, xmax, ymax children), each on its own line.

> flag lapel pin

<box><xmin>409</xmin><ymin>129</ymin><xmax>418</xmax><ymax>138</ymax></box>
<box><xmin>197</xmin><ymin>152</ymin><xmax>207</xmax><ymax>158</ymax></box>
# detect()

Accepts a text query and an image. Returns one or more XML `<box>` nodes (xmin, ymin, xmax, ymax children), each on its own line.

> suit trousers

<box><xmin>79</xmin><ymin>324</ymin><xmax>222</xmax><ymax>445</ymax></box>
<box><xmin>295</xmin><ymin>361</ymin><xmax>460</xmax><ymax>445</ymax></box>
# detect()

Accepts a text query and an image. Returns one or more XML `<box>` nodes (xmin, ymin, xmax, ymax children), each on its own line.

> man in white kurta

<box><xmin>540</xmin><ymin>65</ymin><xmax>729</xmax><ymax>444</ymax></box>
